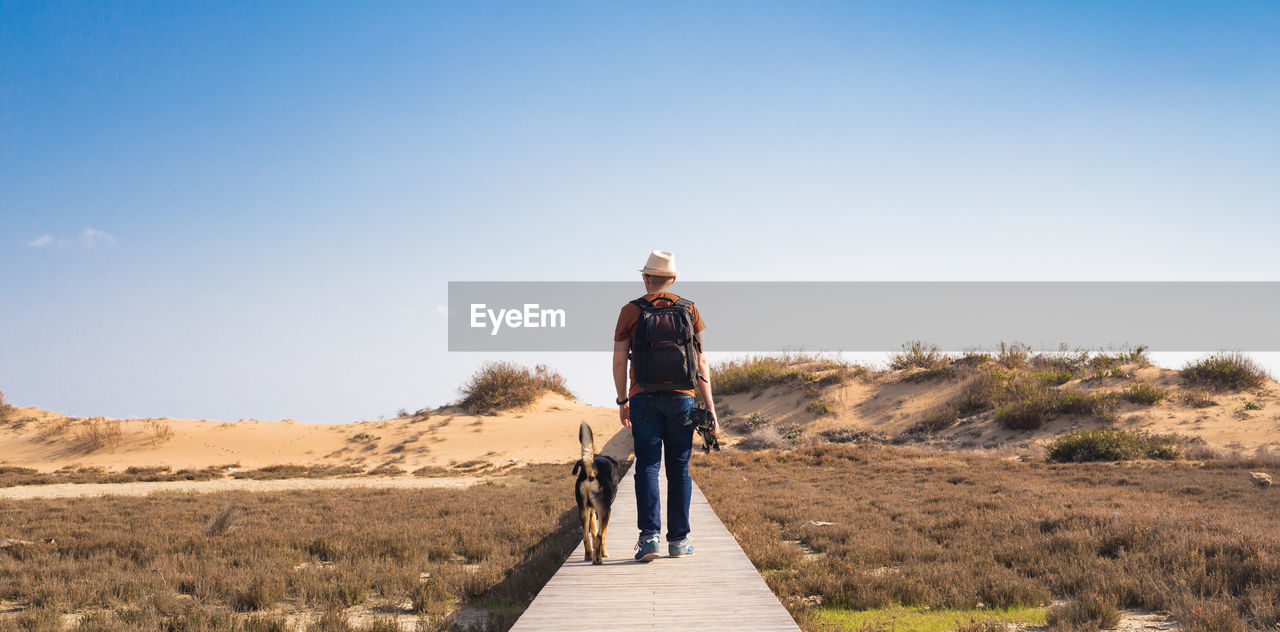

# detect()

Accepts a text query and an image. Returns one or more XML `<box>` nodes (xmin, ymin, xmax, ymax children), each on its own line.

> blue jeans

<box><xmin>629</xmin><ymin>391</ymin><xmax>695</xmax><ymax>541</ymax></box>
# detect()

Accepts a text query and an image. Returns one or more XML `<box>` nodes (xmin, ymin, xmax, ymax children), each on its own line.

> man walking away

<box><xmin>613</xmin><ymin>250</ymin><xmax>718</xmax><ymax>562</ymax></box>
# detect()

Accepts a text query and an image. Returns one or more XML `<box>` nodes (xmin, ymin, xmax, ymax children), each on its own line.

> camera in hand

<box><xmin>687</xmin><ymin>406</ymin><xmax>720</xmax><ymax>453</ymax></box>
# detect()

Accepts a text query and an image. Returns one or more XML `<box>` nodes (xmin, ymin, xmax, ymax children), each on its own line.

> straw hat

<box><xmin>639</xmin><ymin>250</ymin><xmax>678</xmax><ymax>277</ymax></box>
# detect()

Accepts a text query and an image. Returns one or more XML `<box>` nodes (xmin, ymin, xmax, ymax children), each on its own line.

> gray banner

<box><xmin>447</xmin><ymin>282</ymin><xmax>1280</xmax><ymax>352</ymax></box>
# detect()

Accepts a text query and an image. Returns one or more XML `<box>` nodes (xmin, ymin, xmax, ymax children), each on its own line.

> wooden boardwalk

<box><xmin>509</xmin><ymin>463</ymin><xmax>801</xmax><ymax>631</ymax></box>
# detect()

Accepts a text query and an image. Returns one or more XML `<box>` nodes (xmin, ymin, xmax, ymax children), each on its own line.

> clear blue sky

<box><xmin>3</xmin><ymin>1</ymin><xmax>1277</xmax><ymax>421</ymax></box>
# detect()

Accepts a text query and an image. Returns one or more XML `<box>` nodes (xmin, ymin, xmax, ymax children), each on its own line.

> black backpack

<box><xmin>630</xmin><ymin>296</ymin><xmax>700</xmax><ymax>392</ymax></box>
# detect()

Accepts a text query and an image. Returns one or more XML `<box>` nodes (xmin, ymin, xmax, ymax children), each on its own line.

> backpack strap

<box><xmin>630</xmin><ymin>297</ymin><xmax>652</xmax><ymax>309</ymax></box>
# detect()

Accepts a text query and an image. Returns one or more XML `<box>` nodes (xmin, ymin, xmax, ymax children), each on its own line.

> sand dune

<box><xmin>0</xmin><ymin>393</ymin><xmax>627</xmax><ymax>474</ymax></box>
<box><xmin>718</xmin><ymin>362</ymin><xmax>1280</xmax><ymax>453</ymax></box>
<box><xmin>4</xmin><ymin>359</ymin><xmax>1277</xmax><ymax>491</ymax></box>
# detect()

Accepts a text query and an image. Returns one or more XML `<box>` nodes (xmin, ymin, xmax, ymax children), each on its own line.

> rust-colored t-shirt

<box><xmin>614</xmin><ymin>292</ymin><xmax>707</xmax><ymax>397</ymax></box>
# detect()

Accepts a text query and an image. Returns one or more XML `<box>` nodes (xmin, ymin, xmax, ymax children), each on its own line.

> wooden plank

<box><xmin>510</xmin><ymin>461</ymin><xmax>801</xmax><ymax>631</ymax></box>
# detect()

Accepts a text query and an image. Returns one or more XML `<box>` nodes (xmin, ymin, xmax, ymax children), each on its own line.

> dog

<box><xmin>572</xmin><ymin>421</ymin><xmax>619</xmax><ymax>565</ymax></box>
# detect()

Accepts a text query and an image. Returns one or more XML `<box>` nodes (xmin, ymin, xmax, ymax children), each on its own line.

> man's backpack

<box><xmin>630</xmin><ymin>296</ymin><xmax>700</xmax><ymax>392</ymax></box>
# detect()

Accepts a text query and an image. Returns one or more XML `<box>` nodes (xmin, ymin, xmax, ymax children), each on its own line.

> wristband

<box><xmin>616</xmin><ymin>396</ymin><xmax>629</xmax><ymax>405</ymax></box>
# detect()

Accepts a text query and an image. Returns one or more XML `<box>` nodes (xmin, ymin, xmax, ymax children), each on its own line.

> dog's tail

<box><xmin>579</xmin><ymin>421</ymin><xmax>596</xmax><ymax>479</ymax></box>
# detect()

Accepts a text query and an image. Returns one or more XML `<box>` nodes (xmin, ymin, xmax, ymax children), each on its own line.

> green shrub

<box><xmin>1033</xmin><ymin>370</ymin><xmax>1076</xmax><ymax>386</ymax></box>
<box><xmin>1124</xmin><ymin>383</ymin><xmax>1168</xmax><ymax>405</ymax></box>
<box><xmin>1046</xmin><ymin>430</ymin><xmax>1181</xmax><ymax>462</ymax></box>
<box><xmin>956</xmin><ymin>350</ymin><xmax>992</xmax><ymax>367</ymax></box>
<box><xmin>1181</xmin><ymin>352</ymin><xmax>1270</xmax><ymax>391</ymax></box>
<box><xmin>1032</xmin><ymin>347</ymin><xmax>1090</xmax><ymax>374</ymax></box>
<box><xmin>712</xmin><ymin>356</ymin><xmax>812</xmax><ymax>394</ymax></box>
<box><xmin>805</xmin><ymin>398</ymin><xmax>834</xmax><ymax>416</ymax></box>
<box><xmin>459</xmin><ymin>362</ymin><xmax>573</xmax><ymax>412</ymax></box>
<box><xmin>996</xmin><ymin>342</ymin><xmax>1031</xmax><ymax>369</ymax></box>
<box><xmin>1244</xmin><ymin>401</ymin><xmax>1263</xmax><ymax>411</ymax></box>
<box><xmin>890</xmin><ymin>340</ymin><xmax>950</xmax><ymax>371</ymax></box>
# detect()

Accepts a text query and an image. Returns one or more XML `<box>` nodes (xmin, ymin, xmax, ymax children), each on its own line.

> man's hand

<box><xmin>709</xmin><ymin>409</ymin><xmax>719</xmax><ymax>436</ymax></box>
<box><xmin>619</xmin><ymin>402</ymin><xmax>631</xmax><ymax>428</ymax></box>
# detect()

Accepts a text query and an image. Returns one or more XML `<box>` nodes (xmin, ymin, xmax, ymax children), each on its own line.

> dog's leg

<box><xmin>580</xmin><ymin>507</ymin><xmax>594</xmax><ymax>562</ymax></box>
<box><xmin>598</xmin><ymin>505</ymin><xmax>611</xmax><ymax>560</ymax></box>
<box><xmin>591</xmin><ymin>508</ymin><xmax>604</xmax><ymax>565</ymax></box>
<box><xmin>589</xmin><ymin>510</ymin><xmax>603</xmax><ymax>564</ymax></box>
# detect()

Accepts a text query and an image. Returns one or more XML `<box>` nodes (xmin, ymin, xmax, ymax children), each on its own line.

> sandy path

<box><xmin>0</xmin><ymin>475</ymin><xmax>485</xmax><ymax>501</ymax></box>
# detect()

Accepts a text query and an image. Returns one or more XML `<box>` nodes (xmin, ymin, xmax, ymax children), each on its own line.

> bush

<box><xmin>1181</xmin><ymin>352</ymin><xmax>1270</xmax><ymax>391</ymax></box>
<box><xmin>1045</xmin><ymin>430</ymin><xmax>1181</xmax><ymax>462</ymax></box>
<box><xmin>996</xmin><ymin>342</ymin><xmax>1031</xmax><ymax>369</ymax></box>
<box><xmin>890</xmin><ymin>340</ymin><xmax>949</xmax><ymax>371</ymax></box>
<box><xmin>805</xmin><ymin>398</ymin><xmax>835</xmax><ymax>416</ymax></box>
<box><xmin>459</xmin><ymin>362</ymin><xmax>573</xmax><ymax>412</ymax></box>
<box><xmin>1124</xmin><ymin>383</ymin><xmax>1168</xmax><ymax>405</ymax></box>
<box><xmin>0</xmin><ymin>389</ymin><xmax>12</xmax><ymax>417</ymax></box>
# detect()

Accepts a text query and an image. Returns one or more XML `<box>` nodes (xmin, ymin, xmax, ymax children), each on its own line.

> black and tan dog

<box><xmin>572</xmin><ymin>421</ymin><xmax>619</xmax><ymax>565</ymax></box>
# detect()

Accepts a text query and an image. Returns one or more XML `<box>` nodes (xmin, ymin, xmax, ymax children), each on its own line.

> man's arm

<box><xmin>613</xmin><ymin>339</ymin><xmax>631</xmax><ymax>427</ymax></box>
<box><xmin>694</xmin><ymin>332</ymin><xmax>718</xmax><ymax>434</ymax></box>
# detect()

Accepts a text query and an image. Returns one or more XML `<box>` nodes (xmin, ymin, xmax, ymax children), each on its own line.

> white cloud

<box><xmin>81</xmin><ymin>228</ymin><xmax>117</xmax><ymax>248</ymax></box>
<box><xmin>27</xmin><ymin>234</ymin><xmax>53</xmax><ymax>247</ymax></box>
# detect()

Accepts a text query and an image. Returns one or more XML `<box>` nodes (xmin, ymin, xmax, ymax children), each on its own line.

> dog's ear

<box><xmin>602</xmin><ymin>455</ymin><xmax>620</xmax><ymax>468</ymax></box>
<box><xmin>571</xmin><ymin>462</ymin><xmax>581</xmax><ymax>475</ymax></box>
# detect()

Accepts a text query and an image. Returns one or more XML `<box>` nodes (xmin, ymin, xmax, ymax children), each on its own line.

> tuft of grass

<box><xmin>995</xmin><ymin>341</ymin><xmax>1031</xmax><ymax>369</ymax></box>
<box><xmin>1046</xmin><ymin>595</ymin><xmax>1120</xmax><ymax>631</ymax></box>
<box><xmin>459</xmin><ymin>362</ymin><xmax>574</xmax><ymax>412</ymax></box>
<box><xmin>1181</xmin><ymin>352</ymin><xmax>1270</xmax><ymax>391</ymax></box>
<box><xmin>1183</xmin><ymin>390</ymin><xmax>1218</xmax><ymax>408</ymax></box>
<box><xmin>805</xmin><ymin>398</ymin><xmax>835</xmax><ymax>417</ymax></box>
<box><xmin>1123</xmin><ymin>383</ymin><xmax>1168</xmax><ymax>405</ymax></box>
<box><xmin>206</xmin><ymin>505</ymin><xmax>243</xmax><ymax>536</ymax></box>
<box><xmin>890</xmin><ymin>341</ymin><xmax>950</xmax><ymax>372</ymax></box>
<box><xmin>75</xmin><ymin>418</ymin><xmax>124</xmax><ymax>452</ymax></box>
<box><xmin>1045</xmin><ymin>429</ymin><xmax>1181</xmax><ymax>462</ymax></box>
<box><xmin>145</xmin><ymin>419</ymin><xmax>174</xmax><ymax>445</ymax></box>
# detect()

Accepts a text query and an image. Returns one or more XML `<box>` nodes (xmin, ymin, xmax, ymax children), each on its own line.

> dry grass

<box><xmin>459</xmin><ymin>362</ymin><xmax>573</xmax><ymax>413</ymax></box>
<box><xmin>0</xmin><ymin>464</ymin><xmax>233</xmax><ymax>488</ymax></box>
<box><xmin>75</xmin><ymin>418</ymin><xmax>124</xmax><ymax>452</ymax></box>
<box><xmin>695</xmin><ymin>445</ymin><xmax>1279</xmax><ymax>632</ymax></box>
<box><xmin>0</xmin><ymin>389</ymin><xmax>13</xmax><ymax>418</ymax></box>
<box><xmin>230</xmin><ymin>464</ymin><xmax>366</xmax><ymax>480</ymax></box>
<box><xmin>0</xmin><ymin>461</ymin><xmax>456</xmax><ymax>489</ymax></box>
<box><xmin>0</xmin><ymin>464</ymin><xmax>580</xmax><ymax>631</ymax></box>
<box><xmin>145</xmin><ymin>419</ymin><xmax>174</xmax><ymax>445</ymax></box>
